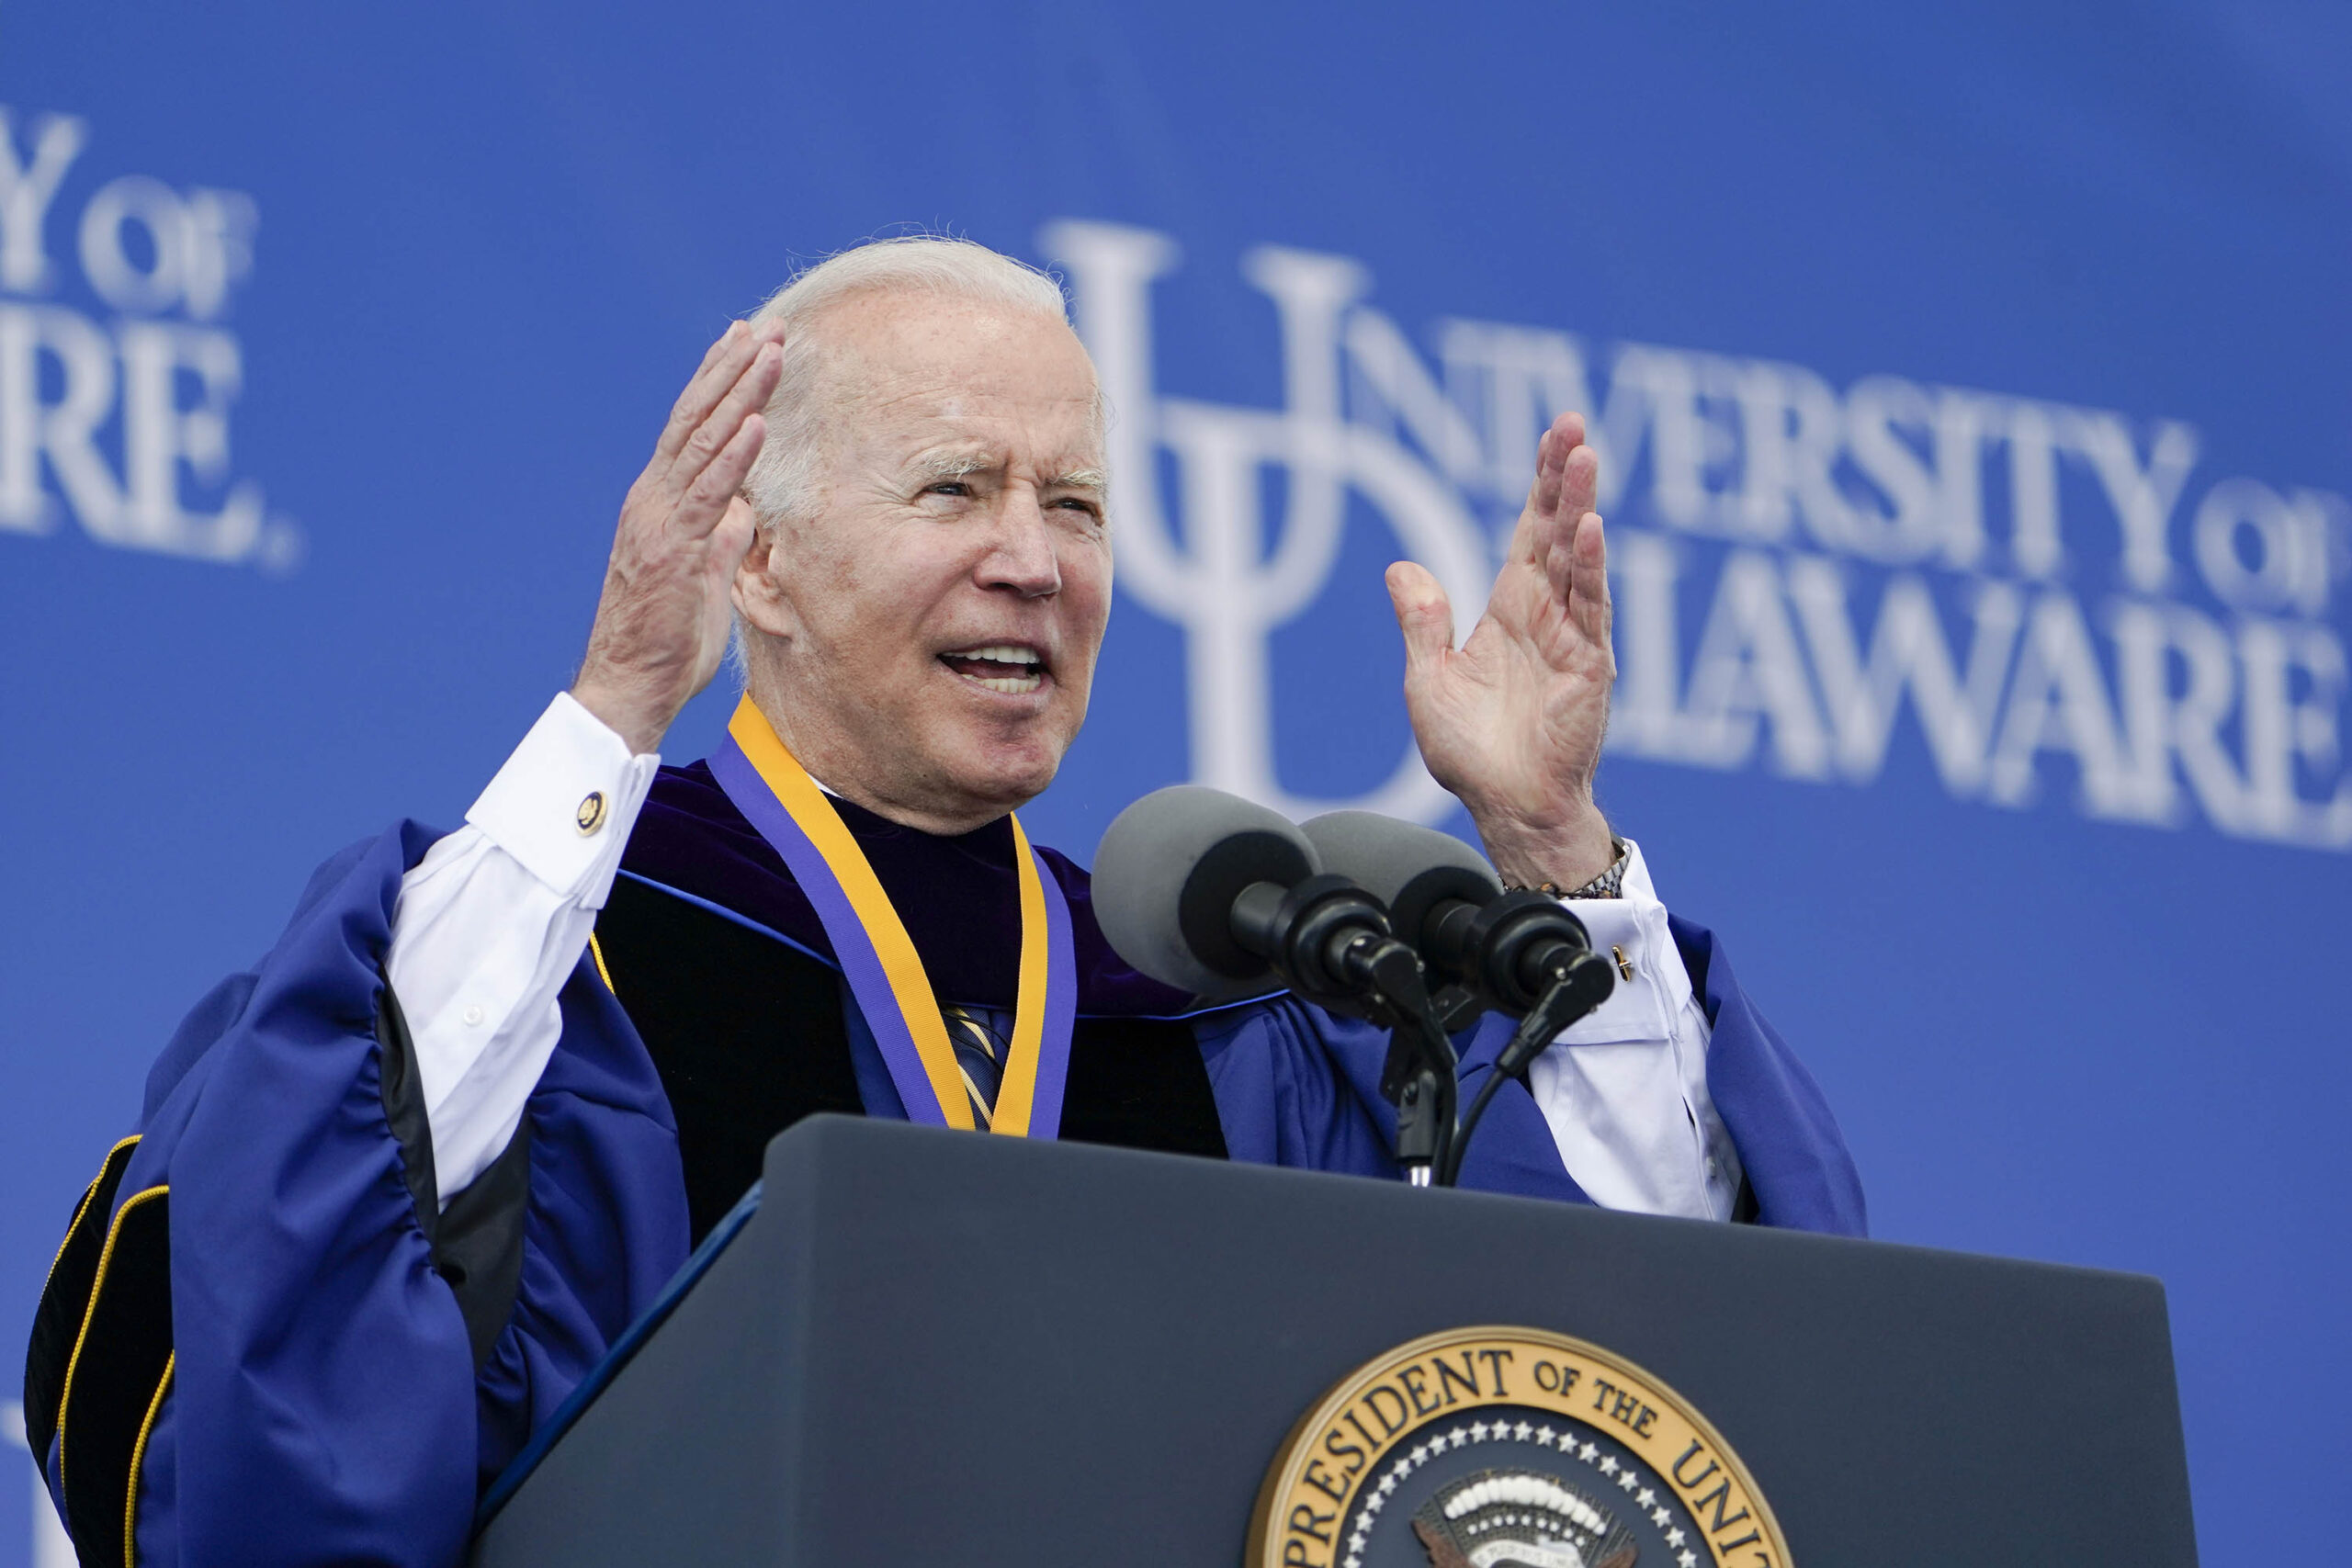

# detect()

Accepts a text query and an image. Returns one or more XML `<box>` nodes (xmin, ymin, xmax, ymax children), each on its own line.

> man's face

<box><xmin>733</xmin><ymin>291</ymin><xmax>1113</xmax><ymax>832</ymax></box>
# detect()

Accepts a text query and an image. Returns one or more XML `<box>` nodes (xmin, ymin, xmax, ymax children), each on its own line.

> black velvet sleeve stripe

<box><xmin>435</xmin><ymin>1113</ymin><xmax>531</xmax><ymax>1368</ymax></box>
<box><xmin>23</xmin><ymin>1136</ymin><xmax>141</xmax><ymax>1468</ymax></box>
<box><xmin>57</xmin><ymin>1185</ymin><xmax>173</xmax><ymax>1568</ymax></box>
<box><xmin>376</xmin><ymin>982</ymin><xmax>439</xmax><ymax>1243</ymax></box>
<box><xmin>378</xmin><ymin>975</ymin><xmax>533</xmax><ymax>1369</ymax></box>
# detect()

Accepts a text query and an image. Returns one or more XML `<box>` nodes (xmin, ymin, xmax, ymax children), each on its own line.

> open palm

<box><xmin>1387</xmin><ymin>412</ymin><xmax>1618</xmax><ymax>888</ymax></box>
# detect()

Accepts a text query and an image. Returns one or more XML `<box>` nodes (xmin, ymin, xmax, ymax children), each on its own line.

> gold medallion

<box><xmin>1250</xmin><ymin>1326</ymin><xmax>1792</xmax><ymax>1568</ymax></box>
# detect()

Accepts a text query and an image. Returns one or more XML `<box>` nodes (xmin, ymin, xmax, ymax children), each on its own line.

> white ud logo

<box><xmin>1044</xmin><ymin>220</ymin><xmax>1493</xmax><ymax>826</ymax></box>
<box><xmin>1042</xmin><ymin>219</ymin><xmax>2352</xmax><ymax>849</ymax></box>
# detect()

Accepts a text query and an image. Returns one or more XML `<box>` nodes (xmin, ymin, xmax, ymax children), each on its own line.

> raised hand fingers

<box><xmin>657</xmin><ymin>322</ymin><xmax>751</xmax><ymax>461</ymax></box>
<box><xmin>663</xmin><ymin>337</ymin><xmax>783</xmax><ymax>506</ymax></box>
<box><xmin>1508</xmin><ymin>411</ymin><xmax>1592</xmax><ymax>563</ymax></box>
<box><xmin>655</xmin><ymin>320</ymin><xmax>786</xmax><ymax>469</ymax></box>
<box><xmin>674</xmin><ymin>413</ymin><xmax>767</xmax><ymax>538</ymax></box>
<box><xmin>1541</xmin><ymin>512</ymin><xmax>1611</xmax><ymax>648</ymax></box>
<box><xmin>1518</xmin><ymin>446</ymin><xmax>1597</xmax><ymax>567</ymax></box>
<box><xmin>1559</xmin><ymin>440</ymin><xmax>1599</xmax><ymax>534</ymax></box>
<box><xmin>687</xmin><ymin>319</ymin><xmax>745</xmax><ymax>386</ymax></box>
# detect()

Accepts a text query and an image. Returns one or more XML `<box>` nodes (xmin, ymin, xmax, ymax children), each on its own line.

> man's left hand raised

<box><xmin>1387</xmin><ymin>411</ymin><xmax>1618</xmax><ymax>890</ymax></box>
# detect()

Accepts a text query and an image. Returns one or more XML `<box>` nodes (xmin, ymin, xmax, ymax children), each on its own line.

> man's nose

<box><xmin>978</xmin><ymin>489</ymin><xmax>1063</xmax><ymax>598</ymax></box>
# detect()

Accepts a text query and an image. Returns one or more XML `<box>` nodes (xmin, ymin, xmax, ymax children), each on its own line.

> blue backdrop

<box><xmin>5</xmin><ymin>4</ymin><xmax>2346</xmax><ymax>1561</ymax></box>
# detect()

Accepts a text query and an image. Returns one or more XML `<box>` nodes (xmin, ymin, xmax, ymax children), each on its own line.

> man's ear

<box><xmin>730</xmin><ymin>525</ymin><xmax>797</xmax><ymax>641</ymax></box>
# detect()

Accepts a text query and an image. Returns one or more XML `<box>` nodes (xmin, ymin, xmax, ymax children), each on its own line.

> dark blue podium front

<box><xmin>469</xmin><ymin>1115</ymin><xmax>2196</xmax><ymax>1566</ymax></box>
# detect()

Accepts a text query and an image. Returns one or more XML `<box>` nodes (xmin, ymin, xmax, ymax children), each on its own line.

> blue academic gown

<box><xmin>38</xmin><ymin>810</ymin><xmax>1862</xmax><ymax>1567</ymax></box>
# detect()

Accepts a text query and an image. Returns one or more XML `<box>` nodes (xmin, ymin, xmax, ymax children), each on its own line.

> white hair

<box><xmin>738</xmin><ymin>234</ymin><xmax>1078</xmax><ymax>534</ymax></box>
<box><xmin>725</xmin><ymin>234</ymin><xmax>1092</xmax><ymax>688</ymax></box>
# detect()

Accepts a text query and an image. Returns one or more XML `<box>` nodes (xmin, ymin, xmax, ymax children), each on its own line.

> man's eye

<box><xmin>927</xmin><ymin>481</ymin><xmax>971</xmax><ymax>498</ymax></box>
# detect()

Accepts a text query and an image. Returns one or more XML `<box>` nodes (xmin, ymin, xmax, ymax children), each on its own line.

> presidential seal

<box><xmin>1249</xmin><ymin>1327</ymin><xmax>1791</xmax><ymax>1568</ymax></box>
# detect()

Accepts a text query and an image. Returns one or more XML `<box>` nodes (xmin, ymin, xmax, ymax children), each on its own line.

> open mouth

<box><xmin>939</xmin><ymin>644</ymin><xmax>1048</xmax><ymax>694</ymax></box>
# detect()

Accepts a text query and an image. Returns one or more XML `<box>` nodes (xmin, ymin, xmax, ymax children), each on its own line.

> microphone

<box><xmin>1300</xmin><ymin>810</ymin><xmax>1620</xmax><ymax>1185</ymax></box>
<box><xmin>1093</xmin><ymin>785</ymin><xmax>1424</xmax><ymax>1019</ymax></box>
<box><xmin>1093</xmin><ymin>786</ymin><xmax>1463</xmax><ymax>1181</ymax></box>
<box><xmin>1092</xmin><ymin>784</ymin><xmax>1319</xmax><ymax>1003</ymax></box>
<box><xmin>1299</xmin><ymin>811</ymin><xmax>1614</xmax><ymax>1021</ymax></box>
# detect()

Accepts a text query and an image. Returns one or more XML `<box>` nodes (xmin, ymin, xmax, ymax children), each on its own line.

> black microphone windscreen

<box><xmin>1298</xmin><ymin>810</ymin><xmax>1502</xmax><ymax>951</ymax></box>
<box><xmin>1092</xmin><ymin>785</ymin><xmax>1320</xmax><ymax>1001</ymax></box>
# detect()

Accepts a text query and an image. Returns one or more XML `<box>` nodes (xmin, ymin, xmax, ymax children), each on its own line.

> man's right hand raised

<box><xmin>572</xmin><ymin>320</ymin><xmax>785</xmax><ymax>755</ymax></box>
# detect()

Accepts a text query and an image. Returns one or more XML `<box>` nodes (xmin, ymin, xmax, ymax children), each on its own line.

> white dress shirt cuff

<box><xmin>461</xmin><ymin>691</ymin><xmax>661</xmax><ymax>907</ymax></box>
<box><xmin>1552</xmin><ymin>838</ymin><xmax>1688</xmax><ymax>1044</ymax></box>
<box><xmin>1522</xmin><ymin>835</ymin><xmax>1744</xmax><ymax>1220</ymax></box>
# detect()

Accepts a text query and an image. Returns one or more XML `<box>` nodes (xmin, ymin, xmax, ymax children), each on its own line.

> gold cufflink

<box><xmin>575</xmin><ymin>791</ymin><xmax>607</xmax><ymax>835</ymax></box>
<box><xmin>1612</xmin><ymin>945</ymin><xmax>1634</xmax><ymax>981</ymax></box>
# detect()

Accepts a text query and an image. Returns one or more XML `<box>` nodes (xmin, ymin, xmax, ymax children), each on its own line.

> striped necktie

<box><xmin>942</xmin><ymin>1004</ymin><xmax>1007</xmax><ymax>1129</ymax></box>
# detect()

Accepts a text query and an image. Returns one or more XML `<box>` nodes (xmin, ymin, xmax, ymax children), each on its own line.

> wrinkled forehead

<box><xmin>817</xmin><ymin>290</ymin><xmax>1104</xmax><ymax>472</ymax></box>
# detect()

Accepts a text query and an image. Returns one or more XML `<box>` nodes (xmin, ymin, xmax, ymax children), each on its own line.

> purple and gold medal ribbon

<box><xmin>707</xmin><ymin>695</ymin><xmax>1075</xmax><ymax>1137</ymax></box>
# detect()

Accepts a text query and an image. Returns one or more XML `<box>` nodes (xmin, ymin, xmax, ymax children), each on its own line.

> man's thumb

<box><xmin>1385</xmin><ymin>560</ymin><xmax>1455</xmax><ymax>678</ymax></box>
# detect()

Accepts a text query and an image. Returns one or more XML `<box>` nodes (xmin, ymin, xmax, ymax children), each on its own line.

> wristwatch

<box><xmin>1506</xmin><ymin>839</ymin><xmax>1627</xmax><ymax>900</ymax></box>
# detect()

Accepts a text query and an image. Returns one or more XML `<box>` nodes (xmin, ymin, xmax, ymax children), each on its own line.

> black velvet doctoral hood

<box><xmin>620</xmin><ymin>760</ymin><xmax>1194</xmax><ymax>1017</ymax></box>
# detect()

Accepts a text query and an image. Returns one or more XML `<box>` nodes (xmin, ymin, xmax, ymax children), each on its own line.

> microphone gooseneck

<box><xmin>1228</xmin><ymin>872</ymin><xmax>1463</xmax><ymax>1178</ymax></box>
<box><xmin>1302</xmin><ymin>810</ymin><xmax>1620</xmax><ymax>1185</ymax></box>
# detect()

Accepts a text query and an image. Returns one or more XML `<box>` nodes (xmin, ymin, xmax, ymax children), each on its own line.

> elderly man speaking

<box><xmin>28</xmin><ymin>238</ymin><xmax>1860</xmax><ymax>1566</ymax></box>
